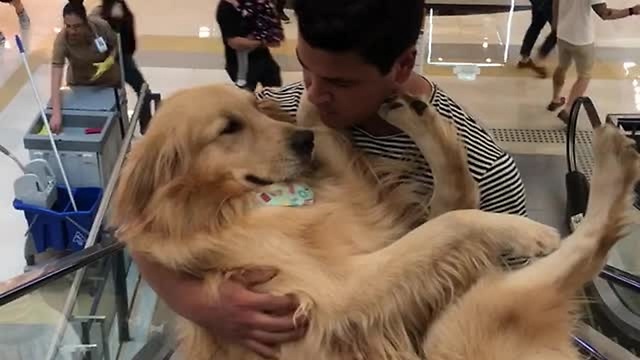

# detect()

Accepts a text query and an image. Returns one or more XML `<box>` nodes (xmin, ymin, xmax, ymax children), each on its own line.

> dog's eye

<box><xmin>221</xmin><ymin>119</ymin><xmax>243</xmax><ymax>135</ymax></box>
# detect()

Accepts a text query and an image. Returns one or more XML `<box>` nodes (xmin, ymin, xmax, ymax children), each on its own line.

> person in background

<box><xmin>233</xmin><ymin>0</ymin><xmax>284</xmax><ymax>89</ymax></box>
<box><xmin>0</xmin><ymin>0</ymin><xmax>30</xmax><ymax>44</ymax></box>
<box><xmin>216</xmin><ymin>0</ymin><xmax>282</xmax><ymax>92</ymax></box>
<box><xmin>91</xmin><ymin>0</ymin><xmax>153</xmax><ymax>134</ymax></box>
<box><xmin>517</xmin><ymin>0</ymin><xmax>555</xmax><ymax>78</ymax></box>
<box><xmin>549</xmin><ymin>0</ymin><xmax>640</xmax><ymax>123</ymax></box>
<box><xmin>50</xmin><ymin>0</ymin><xmax>120</xmax><ymax>133</ymax></box>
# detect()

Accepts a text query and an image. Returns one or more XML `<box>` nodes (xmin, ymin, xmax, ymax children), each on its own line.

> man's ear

<box><xmin>391</xmin><ymin>46</ymin><xmax>418</xmax><ymax>85</ymax></box>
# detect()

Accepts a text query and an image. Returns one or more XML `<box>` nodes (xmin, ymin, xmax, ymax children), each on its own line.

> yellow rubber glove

<box><xmin>90</xmin><ymin>55</ymin><xmax>115</xmax><ymax>82</ymax></box>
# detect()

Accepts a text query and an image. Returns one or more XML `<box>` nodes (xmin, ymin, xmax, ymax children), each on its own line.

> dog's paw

<box><xmin>592</xmin><ymin>124</ymin><xmax>640</xmax><ymax>198</ymax></box>
<box><xmin>586</xmin><ymin>124</ymin><xmax>640</xmax><ymax>250</ymax></box>
<box><xmin>503</xmin><ymin>220</ymin><xmax>561</xmax><ymax>260</ymax></box>
<box><xmin>378</xmin><ymin>94</ymin><xmax>437</xmax><ymax>134</ymax></box>
<box><xmin>258</xmin><ymin>99</ymin><xmax>296</xmax><ymax>124</ymax></box>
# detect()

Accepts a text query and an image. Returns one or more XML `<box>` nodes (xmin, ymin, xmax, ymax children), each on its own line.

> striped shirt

<box><xmin>257</xmin><ymin>81</ymin><xmax>528</xmax><ymax>216</ymax></box>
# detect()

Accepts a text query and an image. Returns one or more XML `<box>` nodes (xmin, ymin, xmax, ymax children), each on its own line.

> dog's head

<box><xmin>111</xmin><ymin>85</ymin><xmax>314</xmax><ymax>239</ymax></box>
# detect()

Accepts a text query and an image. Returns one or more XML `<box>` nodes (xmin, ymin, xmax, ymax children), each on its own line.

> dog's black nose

<box><xmin>290</xmin><ymin>130</ymin><xmax>315</xmax><ymax>157</ymax></box>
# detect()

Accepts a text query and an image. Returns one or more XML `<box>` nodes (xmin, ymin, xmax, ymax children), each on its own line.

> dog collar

<box><xmin>256</xmin><ymin>183</ymin><xmax>315</xmax><ymax>207</ymax></box>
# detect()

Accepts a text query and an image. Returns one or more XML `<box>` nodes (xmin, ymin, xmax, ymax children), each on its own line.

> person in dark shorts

<box><xmin>0</xmin><ymin>0</ymin><xmax>30</xmax><ymax>44</ymax></box>
<box><xmin>216</xmin><ymin>0</ymin><xmax>282</xmax><ymax>91</ymax></box>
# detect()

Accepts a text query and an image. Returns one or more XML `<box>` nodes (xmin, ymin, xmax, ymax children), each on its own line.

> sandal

<box><xmin>557</xmin><ymin>110</ymin><xmax>570</xmax><ymax>125</ymax></box>
<box><xmin>547</xmin><ymin>97</ymin><xmax>566</xmax><ymax>112</ymax></box>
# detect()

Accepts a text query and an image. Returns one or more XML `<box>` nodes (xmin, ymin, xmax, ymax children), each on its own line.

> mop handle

<box><xmin>15</xmin><ymin>35</ymin><xmax>78</xmax><ymax>212</ymax></box>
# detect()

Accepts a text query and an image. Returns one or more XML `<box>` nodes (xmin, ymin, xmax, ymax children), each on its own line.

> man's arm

<box><xmin>227</xmin><ymin>37</ymin><xmax>264</xmax><ymax>51</ymax></box>
<box><xmin>131</xmin><ymin>251</ymin><xmax>305</xmax><ymax>359</ymax></box>
<box><xmin>592</xmin><ymin>2</ymin><xmax>640</xmax><ymax>20</ymax></box>
<box><xmin>477</xmin><ymin>154</ymin><xmax>528</xmax><ymax>216</ymax></box>
<box><xmin>131</xmin><ymin>251</ymin><xmax>210</xmax><ymax>321</ymax></box>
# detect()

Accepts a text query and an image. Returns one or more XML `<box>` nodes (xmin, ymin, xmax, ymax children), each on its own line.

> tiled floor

<box><xmin>0</xmin><ymin>0</ymin><xmax>639</xmax><ymax>283</ymax></box>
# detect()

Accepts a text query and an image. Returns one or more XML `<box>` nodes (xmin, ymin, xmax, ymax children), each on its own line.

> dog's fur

<box><xmin>111</xmin><ymin>84</ymin><xmax>638</xmax><ymax>360</ymax></box>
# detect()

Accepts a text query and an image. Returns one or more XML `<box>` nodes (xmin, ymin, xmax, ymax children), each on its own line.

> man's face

<box><xmin>296</xmin><ymin>38</ymin><xmax>398</xmax><ymax>129</ymax></box>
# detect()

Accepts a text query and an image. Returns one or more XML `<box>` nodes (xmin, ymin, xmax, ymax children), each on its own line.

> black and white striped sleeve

<box><xmin>255</xmin><ymin>82</ymin><xmax>305</xmax><ymax>117</ymax></box>
<box><xmin>477</xmin><ymin>153</ymin><xmax>528</xmax><ymax>216</ymax></box>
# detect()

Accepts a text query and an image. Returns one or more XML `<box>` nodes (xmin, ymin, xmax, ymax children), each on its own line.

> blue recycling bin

<box><xmin>13</xmin><ymin>186</ymin><xmax>103</xmax><ymax>252</ymax></box>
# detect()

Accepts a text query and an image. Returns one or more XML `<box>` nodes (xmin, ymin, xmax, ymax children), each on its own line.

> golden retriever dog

<box><xmin>111</xmin><ymin>84</ymin><xmax>581</xmax><ymax>360</ymax></box>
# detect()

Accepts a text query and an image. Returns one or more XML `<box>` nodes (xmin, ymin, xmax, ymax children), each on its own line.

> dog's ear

<box><xmin>111</xmin><ymin>132</ymin><xmax>185</xmax><ymax>235</ymax></box>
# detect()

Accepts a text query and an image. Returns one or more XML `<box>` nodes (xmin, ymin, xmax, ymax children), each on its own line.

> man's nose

<box><xmin>305</xmin><ymin>82</ymin><xmax>332</xmax><ymax>106</ymax></box>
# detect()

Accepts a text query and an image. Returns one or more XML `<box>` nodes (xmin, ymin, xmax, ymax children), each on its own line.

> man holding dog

<box><xmin>132</xmin><ymin>0</ymin><xmax>528</xmax><ymax>358</ymax></box>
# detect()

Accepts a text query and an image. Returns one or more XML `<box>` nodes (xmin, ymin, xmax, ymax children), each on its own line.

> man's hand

<box><xmin>633</xmin><ymin>4</ymin><xmax>640</xmax><ymax>15</ymax></box>
<box><xmin>131</xmin><ymin>253</ymin><xmax>307</xmax><ymax>359</ymax></box>
<box><xmin>91</xmin><ymin>55</ymin><xmax>115</xmax><ymax>81</ymax></box>
<box><xmin>201</xmin><ymin>268</ymin><xmax>308</xmax><ymax>359</ymax></box>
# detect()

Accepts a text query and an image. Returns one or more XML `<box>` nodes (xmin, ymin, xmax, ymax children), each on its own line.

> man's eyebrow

<box><xmin>296</xmin><ymin>49</ymin><xmax>359</xmax><ymax>84</ymax></box>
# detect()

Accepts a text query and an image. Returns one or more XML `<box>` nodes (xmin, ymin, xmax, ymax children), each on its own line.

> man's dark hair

<box><xmin>293</xmin><ymin>0</ymin><xmax>425</xmax><ymax>74</ymax></box>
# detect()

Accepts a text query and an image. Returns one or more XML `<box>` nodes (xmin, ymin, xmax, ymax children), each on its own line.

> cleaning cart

<box><xmin>0</xmin><ymin>145</ymin><xmax>102</xmax><ymax>264</ymax></box>
<box><xmin>23</xmin><ymin>86</ymin><xmax>125</xmax><ymax>189</ymax></box>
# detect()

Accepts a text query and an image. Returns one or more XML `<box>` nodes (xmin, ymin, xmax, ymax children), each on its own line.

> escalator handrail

<box><xmin>44</xmin><ymin>83</ymin><xmax>152</xmax><ymax>360</ymax></box>
<box><xmin>574</xmin><ymin>335</ymin><xmax>609</xmax><ymax>360</ymax></box>
<box><xmin>566</xmin><ymin>96</ymin><xmax>603</xmax><ymax>173</ymax></box>
<box><xmin>0</xmin><ymin>239</ymin><xmax>123</xmax><ymax>306</ymax></box>
<box><xmin>600</xmin><ymin>265</ymin><xmax>640</xmax><ymax>294</ymax></box>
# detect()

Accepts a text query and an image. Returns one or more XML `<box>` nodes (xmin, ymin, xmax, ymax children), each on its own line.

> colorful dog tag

<box><xmin>257</xmin><ymin>183</ymin><xmax>314</xmax><ymax>207</ymax></box>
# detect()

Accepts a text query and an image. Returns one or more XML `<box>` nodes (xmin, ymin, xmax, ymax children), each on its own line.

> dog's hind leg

<box><xmin>503</xmin><ymin>124</ymin><xmax>640</xmax><ymax>296</ymax></box>
<box><xmin>378</xmin><ymin>94</ymin><xmax>479</xmax><ymax>218</ymax></box>
<box><xmin>421</xmin><ymin>124</ymin><xmax>640</xmax><ymax>360</ymax></box>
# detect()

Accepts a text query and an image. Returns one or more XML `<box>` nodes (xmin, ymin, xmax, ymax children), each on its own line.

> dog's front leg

<box><xmin>379</xmin><ymin>94</ymin><xmax>479</xmax><ymax>218</ymax></box>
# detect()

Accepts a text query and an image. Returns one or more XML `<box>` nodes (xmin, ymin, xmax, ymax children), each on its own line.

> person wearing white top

<box><xmin>548</xmin><ymin>0</ymin><xmax>640</xmax><ymax>123</ymax></box>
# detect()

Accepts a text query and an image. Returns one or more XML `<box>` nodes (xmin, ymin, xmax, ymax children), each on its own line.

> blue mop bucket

<box><xmin>13</xmin><ymin>186</ymin><xmax>103</xmax><ymax>252</ymax></box>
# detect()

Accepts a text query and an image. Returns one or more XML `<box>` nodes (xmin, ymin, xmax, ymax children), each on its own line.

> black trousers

<box><xmin>276</xmin><ymin>0</ymin><xmax>286</xmax><ymax>14</ymax></box>
<box><xmin>520</xmin><ymin>0</ymin><xmax>556</xmax><ymax>59</ymax></box>
<box><xmin>226</xmin><ymin>57</ymin><xmax>282</xmax><ymax>92</ymax></box>
<box><xmin>122</xmin><ymin>54</ymin><xmax>152</xmax><ymax>133</ymax></box>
